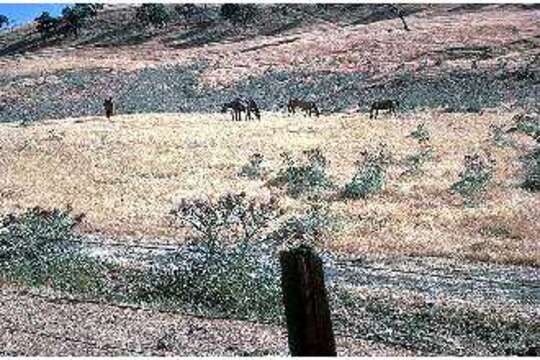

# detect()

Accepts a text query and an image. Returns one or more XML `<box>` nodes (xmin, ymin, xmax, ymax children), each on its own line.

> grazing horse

<box><xmin>369</xmin><ymin>99</ymin><xmax>399</xmax><ymax>119</ymax></box>
<box><xmin>103</xmin><ymin>97</ymin><xmax>114</xmax><ymax>119</ymax></box>
<box><xmin>245</xmin><ymin>98</ymin><xmax>261</xmax><ymax>120</ymax></box>
<box><xmin>287</xmin><ymin>98</ymin><xmax>320</xmax><ymax>117</ymax></box>
<box><xmin>221</xmin><ymin>97</ymin><xmax>261</xmax><ymax>121</ymax></box>
<box><xmin>221</xmin><ymin>98</ymin><xmax>246</xmax><ymax>121</ymax></box>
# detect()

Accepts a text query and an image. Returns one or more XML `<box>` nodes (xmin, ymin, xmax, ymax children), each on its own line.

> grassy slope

<box><xmin>0</xmin><ymin>5</ymin><xmax>538</xmax><ymax>265</ymax></box>
<box><xmin>0</xmin><ymin>5</ymin><xmax>538</xmax><ymax>122</ymax></box>
<box><xmin>0</xmin><ymin>111</ymin><xmax>538</xmax><ymax>266</ymax></box>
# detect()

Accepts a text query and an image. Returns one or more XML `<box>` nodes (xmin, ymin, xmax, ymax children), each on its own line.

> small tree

<box><xmin>0</xmin><ymin>15</ymin><xmax>9</xmax><ymax>30</ymax></box>
<box><xmin>136</xmin><ymin>4</ymin><xmax>173</xmax><ymax>28</ymax></box>
<box><xmin>220</xmin><ymin>4</ymin><xmax>258</xmax><ymax>25</ymax></box>
<box><xmin>35</xmin><ymin>11</ymin><xmax>60</xmax><ymax>36</ymax></box>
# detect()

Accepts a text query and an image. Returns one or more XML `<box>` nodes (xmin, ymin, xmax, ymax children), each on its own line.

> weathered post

<box><xmin>279</xmin><ymin>245</ymin><xmax>337</xmax><ymax>356</ymax></box>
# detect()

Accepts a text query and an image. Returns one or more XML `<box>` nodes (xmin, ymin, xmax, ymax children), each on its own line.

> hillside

<box><xmin>0</xmin><ymin>4</ymin><xmax>538</xmax><ymax>122</ymax></box>
<box><xmin>1</xmin><ymin>4</ymin><xmax>540</xmax><ymax>356</ymax></box>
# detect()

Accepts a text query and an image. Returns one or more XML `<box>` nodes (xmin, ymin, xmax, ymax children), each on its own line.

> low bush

<box><xmin>451</xmin><ymin>152</ymin><xmax>496</xmax><ymax>206</ymax></box>
<box><xmin>126</xmin><ymin>241</ymin><xmax>282</xmax><ymax>322</ymax></box>
<box><xmin>271</xmin><ymin>148</ymin><xmax>335</xmax><ymax>198</ymax></box>
<box><xmin>402</xmin><ymin>146</ymin><xmax>434</xmax><ymax>176</ymax></box>
<box><xmin>343</xmin><ymin>144</ymin><xmax>391</xmax><ymax>199</ymax></box>
<box><xmin>238</xmin><ymin>153</ymin><xmax>266</xmax><ymax>179</ymax></box>
<box><xmin>489</xmin><ymin>124</ymin><xmax>515</xmax><ymax>147</ymax></box>
<box><xmin>268</xmin><ymin>202</ymin><xmax>335</xmax><ymax>248</ymax></box>
<box><xmin>170</xmin><ymin>192</ymin><xmax>283</xmax><ymax>253</ymax></box>
<box><xmin>509</xmin><ymin>113</ymin><xmax>540</xmax><ymax>143</ymax></box>
<box><xmin>0</xmin><ymin>206</ymin><xmax>81</xmax><ymax>265</ymax></box>
<box><xmin>0</xmin><ymin>207</ymin><xmax>113</xmax><ymax>296</ymax></box>
<box><xmin>409</xmin><ymin>123</ymin><xmax>431</xmax><ymax>144</ymax></box>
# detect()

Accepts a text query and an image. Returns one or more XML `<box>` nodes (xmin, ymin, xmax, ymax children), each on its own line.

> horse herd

<box><xmin>102</xmin><ymin>96</ymin><xmax>399</xmax><ymax>121</ymax></box>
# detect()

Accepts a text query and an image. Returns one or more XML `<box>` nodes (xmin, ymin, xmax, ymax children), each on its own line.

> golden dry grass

<box><xmin>0</xmin><ymin>111</ymin><xmax>538</xmax><ymax>265</ymax></box>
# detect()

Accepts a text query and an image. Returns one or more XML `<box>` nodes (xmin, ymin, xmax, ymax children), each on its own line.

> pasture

<box><xmin>1</xmin><ymin>110</ymin><xmax>538</xmax><ymax>266</ymax></box>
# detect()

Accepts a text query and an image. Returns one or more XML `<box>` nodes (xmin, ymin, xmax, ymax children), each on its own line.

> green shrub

<box><xmin>238</xmin><ymin>153</ymin><xmax>266</xmax><ymax>179</ymax></box>
<box><xmin>170</xmin><ymin>192</ymin><xmax>283</xmax><ymax>253</ymax></box>
<box><xmin>403</xmin><ymin>147</ymin><xmax>434</xmax><ymax>176</ymax></box>
<box><xmin>220</xmin><ymin>4</ymin><xmax>259</xmax><ymax>25</ymax></box>
<box><xmin>0</xmin><ymin>206</ymin><xmax>113</xmax><ymax>297</ymax></box>
<box><xmin>343</xmin><ymin>144</ymin><xmax>391</xmax><ymax>199</ymax></box>
<box><xmin>127</xmin><ymin>242</ymin><xmax>282</xmax><ymax>322</ymax></box>
<box><xmin>0</xmin><ymin>206</ymin><xmax>82</xmax><ymax>265</ymax></box>
<box><xmin>272</xmin><ymin>148</ymin><xmax>335</xmax><ymax>198</ymax></box>
<box><xmin>409</xmin><ymin>123</ymin><xmax>431</xmax><ymax>144</ymax></box>
<box><xmin>489</xmin><ymin>124</ymin><xmax>515</xmax><ymax>148</ymax></box>
<box><xmin>136</xmin><ymin>4</ymin><xmax>173</xmax><ymax>28</ymax></box>
<box><xmin>268</xmin><ymin>203</ymin><xmax>335</xmax><ymax>248</ymax></box>
<box><xmin>451</xmin><ymin>153</ymin><xmax>496</xmax><ymax>206</ymax></box>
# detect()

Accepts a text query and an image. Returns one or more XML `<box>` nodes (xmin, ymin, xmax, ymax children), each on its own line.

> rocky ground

<box><xmin>0</xmin><ymin>284</ymin><xmax>415</xmax><ymax>356</ymax></box>
<box><xmin>4</xmin><ymin>236</ymin><xmax>535</xmax><ymax>356</ymax></box>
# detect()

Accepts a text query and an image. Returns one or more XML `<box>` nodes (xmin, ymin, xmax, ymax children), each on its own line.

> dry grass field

<box><xmin>1</xmin><ymin>111</ymin><xmax>538</xmax><ymax>266</ymax></box>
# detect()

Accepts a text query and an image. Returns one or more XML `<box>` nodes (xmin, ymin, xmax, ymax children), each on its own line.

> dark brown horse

<box><xmin>245</xmin><ymin>98</ymin><xmax>261</xmax><ymax>120</ymax></box>
<box><xmin>369</xmin><ymin>99</ymin><xmax>399</xmax><ymax>119</ymax></box>
<box><xmin>287</xmin><ymin>98</ymin><xmax>320</xmax><ymax>117</ymax></box>
<box><xmin>221</xmin><ymin>97</ymin><xmax>261</xmax><ymax>121</ymax></box>
<box><xmin>103</xmin><ymin>97</ymin><xmax>114</xmax><ymax>119</ymax></box>
<box><xmin>221</xmin><ymin>98</ymin><xmax>245</xmax><ymax>121</ymax></box>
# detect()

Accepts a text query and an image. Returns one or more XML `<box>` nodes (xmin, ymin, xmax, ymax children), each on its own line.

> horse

<box><xmin>221</xmin><ymin>97</ymin><xmax>261</xmax><ymax>121</ymax></box>
<box><xmin>221</xmin><ymin>98</ymin><xmax>246</xmax><ymax>121</ymax></box>
<box><xmin>103</xmin><ymin>97</ymin><xmax>114</xmax><ymax>119</ymax></box>
<box><xmin>287</xmin><ymin>98</ymin><xmax>320</xmax><ymax>117</ymax></box>
<box><xmin>369</xmin><ymin>99</ymin><xmax>399</xmax><ymax>119</ymax></box>
<box><xmin>245</xmin><ymin>98</ymin><xmax>261</xmax><ymax>120</ymax></box>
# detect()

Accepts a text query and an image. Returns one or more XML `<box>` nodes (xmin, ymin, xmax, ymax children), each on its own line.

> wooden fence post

<box><xmin>279</xmin><ymin>245</ymin><xmax>337</xmax><ymax>356</ymax></box>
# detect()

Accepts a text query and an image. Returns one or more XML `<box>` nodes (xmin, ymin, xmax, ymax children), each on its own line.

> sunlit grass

<box><xmin>0</xmin><ymin>111</ymin><xmax>538</xmax><ymax>265</ymax></box>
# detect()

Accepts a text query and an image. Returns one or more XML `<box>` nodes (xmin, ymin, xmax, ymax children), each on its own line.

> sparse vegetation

<box><xmin>135</xmin><ymin>4</ymin><xmax>173</xmax><ymax>28</ymax></box>
<box><xmin>451</xmin><ymin>153</ymin><xmax>496</xmax><ymax>206</ymax></box>
<box><xmin>272</xmin><ymin>148</ymin><xmax>335</xmax><ymax>198</ymax></box>
<box><xmin>169</xmin><ymin>192</ymin><xmax>282</xmax><ymax>252</ymax></box>
<box><xmin>402</xmin><ymin>146</ymin><xmax>434</xmax><ymax>176</ymax></box>
<box><xmin>238</xmin><ymin>153</ymin><xmax>266</xmax><ymax>179</ymax></box>
<box><xmin>0</xmin><ymin>4</ymin><xmax>539</xmax><ymax>356</ymax></box>
<box><xmin>409</xmin><ymin>123</ymin><xmax>430</xmax><ymax>144</ymax></box>
<box><xmin>220</xmin><ymin>4</ymin><xmax>259</xmax><ymax>25</ymax></box>
<box><xmin>343</xmin><ymin>144</ymin><xmax>391</xmax><ymax>199</ymax></box>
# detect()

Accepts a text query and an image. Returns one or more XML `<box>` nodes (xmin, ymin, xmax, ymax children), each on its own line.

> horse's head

<box><xmin>254</xmin><ymin>109</ymin><xmax>261</xmax><ymax>120</ymax></box>
<box><xmin>394</xmin><ymin>100</ymin><xmax>400</xmax><ymax>109</ymax></box>
<box><xmin>220</xmin><ymin>103</ymin><xmax>230</xmax><ymax>113</ymax></box>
